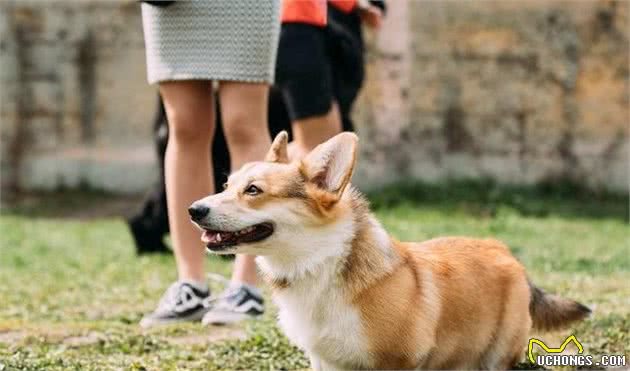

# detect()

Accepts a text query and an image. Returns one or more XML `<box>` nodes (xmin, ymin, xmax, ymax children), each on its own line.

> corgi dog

<box><xmin>189</xmin><ymin>131</ymin><xmax>591</xmax><ymax>370</ymax></box>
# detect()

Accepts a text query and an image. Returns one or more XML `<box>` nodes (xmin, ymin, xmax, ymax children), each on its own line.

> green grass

<box><xmin>1</xmin><ymin>181</ymin><xmax>628</xmax><ymax>370</ymax></box>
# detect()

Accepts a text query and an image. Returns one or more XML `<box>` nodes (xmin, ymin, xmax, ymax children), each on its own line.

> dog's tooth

<box><xmin>216</xmin><ymin>233</ymin><xmax>222</xmax><ymax>242</ymax></box>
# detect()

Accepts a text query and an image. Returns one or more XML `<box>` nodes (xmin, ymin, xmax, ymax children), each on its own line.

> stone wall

<box><xmin>1</xmin><ymin>0</ymin><xmax>628</xmax><ymax>197</ymax></box>
<box><xmin>0</xmin><ymin>0</ymin><xmax>156</xmax><ymax>197</ymax></box>
<box><xmin>354</xmin><ymin>0</ymin><xmax>628</xmax><ymax>192</ymax></box>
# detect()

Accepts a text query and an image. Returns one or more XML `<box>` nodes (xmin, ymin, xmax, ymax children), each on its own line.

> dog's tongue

<box><xmin>202</xmin><ymin>230</ymin><xmax>232</xmax><ymax>244</ymax></box>
<box><xmin>201</xmin><ymin>230</ymin><xmax>214</xmax><ymax>243</ymax></box>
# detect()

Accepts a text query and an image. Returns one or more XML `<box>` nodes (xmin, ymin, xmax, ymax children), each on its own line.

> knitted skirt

<box><xmin>141</xmin><ymin>0</ymin><xmax>281</xmax><ymax>84</ymax></box>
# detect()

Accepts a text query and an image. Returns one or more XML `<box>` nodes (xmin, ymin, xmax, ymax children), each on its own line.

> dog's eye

<box><xmin>223</xmin><ymin>182</ymin><xmax>228</xmax><ymax>190</ymax></box>
<box><xmin>244</xmin><ymin>184</ymin><xmax>262</xmax><ymax>195</ymax></box>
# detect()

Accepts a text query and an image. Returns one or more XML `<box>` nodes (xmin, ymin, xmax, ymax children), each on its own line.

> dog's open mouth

<box><xmin>201</xmin><ymin>222</ymin><xmax>274</xmax><ymax>251</ymax></box>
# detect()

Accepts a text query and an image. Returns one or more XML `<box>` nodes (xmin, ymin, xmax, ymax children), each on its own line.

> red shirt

<box><xmin>281</xmin><ymin>0</ymin><xmax>357</xmax><ymax>27</ymax></box>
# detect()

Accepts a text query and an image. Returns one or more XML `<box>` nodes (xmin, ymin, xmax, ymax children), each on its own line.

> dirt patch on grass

<box><xmin>63</xmin><ymin>332</ymin><xmax>103</xmax><ymax>347</ymax></box>
<box><xmin>0</xmin><ymin>330</ymin><xmax>27</xmax><ymax>344</ymax></box>
<box><xmin>164</xmin><ymin>326</ymin><xmax>247</xmax><ymax>346</ymax></box>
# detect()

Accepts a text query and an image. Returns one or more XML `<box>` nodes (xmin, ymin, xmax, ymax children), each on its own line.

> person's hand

<box><xmin>360</xmin><ymin>4</ymin><xmax>383</xmax><ymax>30</ymax></box>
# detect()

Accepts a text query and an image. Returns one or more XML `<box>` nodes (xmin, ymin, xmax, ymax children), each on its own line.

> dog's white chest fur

<box><xmin>272</xmin><ymin>264</ymin><xmax>369</xmax><ymax>369</ymax></box>
<box><xmin>256</xmin><ymin>206</ymin><xmax>375</xmax><ymax>369</ymax></box>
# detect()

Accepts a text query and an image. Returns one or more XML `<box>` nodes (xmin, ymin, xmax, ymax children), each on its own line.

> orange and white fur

<box><xmin>191</xmin><ymin>132</ymin><xmax>590</xmax><ymax>370</ymax></box>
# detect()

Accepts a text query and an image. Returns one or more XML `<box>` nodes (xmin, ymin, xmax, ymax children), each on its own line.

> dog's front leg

<box><xmin>309</xmin><ymin>355</ymin><xmax>346</xmax><ymax>371</ymax></box>
<box><xmin>309</xmin><ymin>354</ymin><xmax>322</xmax><ymax>371</ymax></box>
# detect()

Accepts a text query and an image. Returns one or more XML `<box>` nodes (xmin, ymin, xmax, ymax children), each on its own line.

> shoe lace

<box><xmin>157</xmin><ymin>281</ymin><xmax>199</xmax><ymax>311</ymax></box>
<box><xmin>202</xmin><ymin>273</ymin><xmax>241</xmax><ymax>309</ymax></box>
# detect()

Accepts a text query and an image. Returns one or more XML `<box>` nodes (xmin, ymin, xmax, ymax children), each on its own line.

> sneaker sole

<box><xmin>140</xmin><ymin>309</ymin><xmax>209</xmax><ymax>329</ymax></box>
<box><xmin>202</xmin><ymin>311</ymin><xmax>261</xmax><ymax>326</ymax></box>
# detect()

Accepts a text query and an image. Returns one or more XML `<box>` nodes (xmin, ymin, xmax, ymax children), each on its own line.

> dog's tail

<box><xmin>528</xmin><ymin>280</ymin><xmax>591</xmax><ymax>331</ymax></box>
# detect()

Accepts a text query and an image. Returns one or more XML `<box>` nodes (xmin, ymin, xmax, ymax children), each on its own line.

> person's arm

<box><xmin>368</xmin><ymin>0</ymin><xmax>386</xmax><ymax>15</ymax></box>
<box><xmin>357</xmin><ymin>0</ymin><xmax>383</xmax><ymax>29</ymax></box>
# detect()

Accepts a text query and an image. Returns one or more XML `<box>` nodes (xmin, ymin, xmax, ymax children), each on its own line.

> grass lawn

<box><xmin>1</xmin><ymin>181</ymin><xmax>628</xmax><ymax>370</ymax></box>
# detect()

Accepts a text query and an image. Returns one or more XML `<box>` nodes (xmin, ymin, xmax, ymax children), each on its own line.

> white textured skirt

<box><xmin>141</xmin><ymin>0</ymin><xmax>281</xmax><ymax>84</ymax></box>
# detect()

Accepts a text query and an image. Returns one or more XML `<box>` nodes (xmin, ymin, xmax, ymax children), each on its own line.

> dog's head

<box><xmin>189</xmin><ymin>131</ymin><xmax>358</xmax><ymax>255</ymax></box>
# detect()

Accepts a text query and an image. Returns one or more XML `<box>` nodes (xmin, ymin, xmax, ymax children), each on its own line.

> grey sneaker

<box><xmin>202</xmin><ymin>284</ymin><xmax>264</xmax><ymax>326</ymax></box>
<box><xmin>140</xmin><ymin>280</ymin><xmax>210</xmax><ymax>328</ymax></box>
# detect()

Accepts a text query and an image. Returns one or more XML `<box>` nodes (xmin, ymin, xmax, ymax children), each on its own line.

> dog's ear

<box><xmin>301</xmin><ymin>132</ymin><xmax>358</xmax><ymax>200</ymax></box>
<box><xmin>265</xmin><ymin>131</ymin><xmax>289</xmax><ymax>163</ymax></box>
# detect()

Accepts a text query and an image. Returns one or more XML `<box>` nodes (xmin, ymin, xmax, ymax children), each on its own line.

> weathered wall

<box><xmin>1</xmin><ymin>0</ymin><xmax>628</xmax><ymax>197</ymax></box>
<box><xmin>354</xmin><ymin>0</ymin><xmax>629</xmax><ymax>192</ymax></box>
<box><xmin>0</xmin><ymin>0</ymin><xmax>156</xmax><ymax>197</ymax></box>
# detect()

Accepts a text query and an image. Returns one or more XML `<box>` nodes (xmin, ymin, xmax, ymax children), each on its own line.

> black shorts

<box><xmin>274</xmin><ymin>23</ymin><xmax>333</xmax><ymax>121</ymax></box>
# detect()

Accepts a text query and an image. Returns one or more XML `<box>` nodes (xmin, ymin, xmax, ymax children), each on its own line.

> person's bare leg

<box><xmin>288</xmin><ymin>102</ymin><xmax>342</xmax><ymax>160</ymax></box>
<box><xmin>219</xmin><ymin>81</ymin><xmax>272</xmax><ymax>286</ymax></box>
<box><xmin>227</xmin><ymin>255</ymin><xmax>257</xmax><ymax>285</ymax></box>
<box><xmin>160</xmin><ymin>81</ymin><xmax>215</xmax><ymax>282</ymax></box>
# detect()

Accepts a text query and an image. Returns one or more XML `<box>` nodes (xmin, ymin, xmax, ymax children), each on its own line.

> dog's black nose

<box><xmin>188</xmin><ymin>204</ymin><xmax>210</xmax><ymax>222</ymax></box>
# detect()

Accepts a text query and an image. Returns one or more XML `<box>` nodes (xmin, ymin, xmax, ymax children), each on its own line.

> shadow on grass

<box><xmin>366</xmin><ymin>179</ymin><xmax>628</xmax><ymax>222</ymax></box>
<box><xmin>1</xmin><ymin>189</ymin><xmax>143</xmax><ymax>219</ymax></box>
<box><xmin>2</xmin><ymin>179</ymin><xmax>628</xmax><ymax>222</ymax></box>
